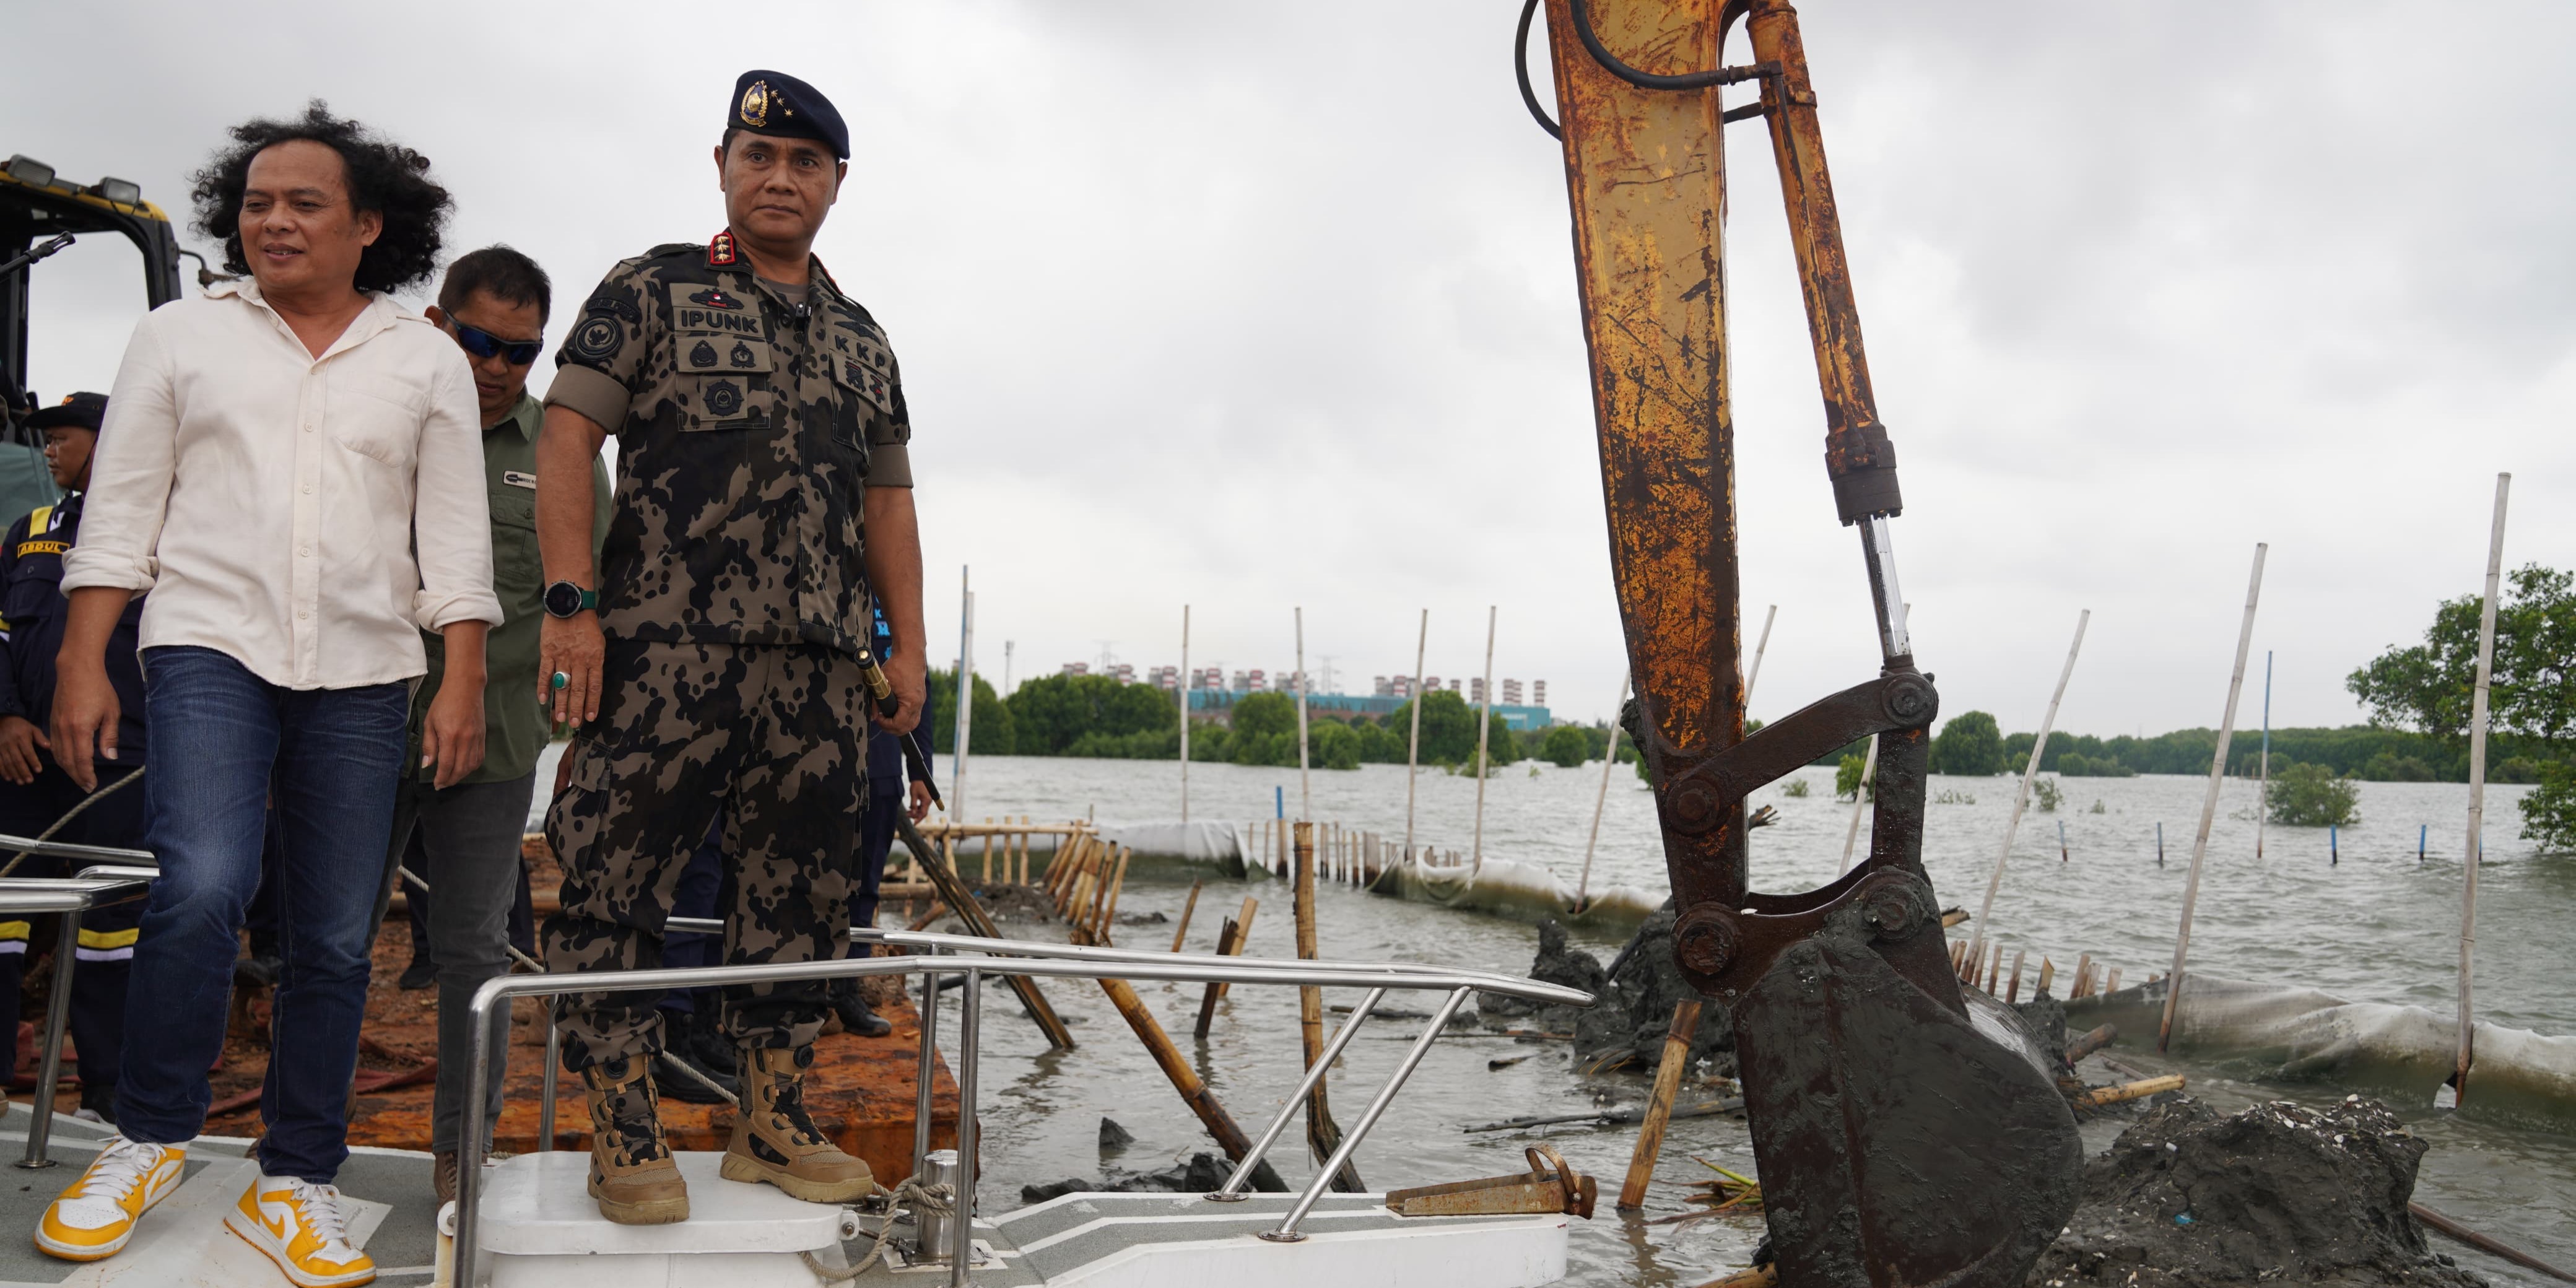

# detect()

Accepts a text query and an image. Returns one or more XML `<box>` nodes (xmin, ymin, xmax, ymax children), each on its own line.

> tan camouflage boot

<box><xmin>720</xmin><ymin>1043</ymin><xmax>876</xmax><ymax>1203</ymax></box>
<box><xmin>582</xmin><ymin>1056</ymin><xmax>690</xmax><ymax>1224</ymax></box>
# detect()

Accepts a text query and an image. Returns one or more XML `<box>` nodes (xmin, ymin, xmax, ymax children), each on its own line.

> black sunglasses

<box><xmin>449</xmin><ymin>320</ymin><xmax>542</xmax><ymax>366</ymax></box>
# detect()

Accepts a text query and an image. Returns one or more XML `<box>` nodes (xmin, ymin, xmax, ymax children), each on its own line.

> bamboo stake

<box><xmin>2037</xmin><ymin>957</ymin><xmax>2055</xmax><ymax>998</ymax></box>
<box><xmin>981</xmin><ymin>817</ymin><xmax>994</xmax><ymax>884</ymax></box>
<box><xmin>951</xmin><ymin>573</ymin><xmax>973</xmax><ymax>820</ymax></box>
<box><xmin>1180</xmin><ymin>604</ymin><xmax>1191</xmax><ymax>824</ymax></box>
<box><xmin>1573</xmin><ymin>673</ymin><xmax>1630</xmax><ymax>915</ymax></box>
<box><xmin>1193</xmin><ymin>916</ymin><xmax>1240</xmax><ymax>1039</ymax></box>
<box><xmin>1745</xmin><ymin>604</ymin><xmax>1777</xmax><ymax>711</ymax></box>
<box><xmin>2160</xmin><ymin>543</ymin><xmax>2267</xmax><ymax>1053</ymax></box>
<box><xmin>2073</xmin><ymin>954</ymin><xmax>2094</xmax><ymax>1001</ymax></box>
<box><xmin>1403</xmin><ymin>609</ymin><xmax>1427</xmax><ymax>866</ymax></box>
<box><xmin>1471</xmin><ymin>605</ymin><xmax>1497</xmax><ymax>872</ymax></box>
<box><xmin>1172</xmin><ymin>880</ymin><xmax>1201</xmax><ymax>952</ymax></box>
<box><xmin>1294</xmin><ymin>607</ymin><xmax>1312</xmax><ymax>825</ymax></box>
<box><xmin>1211</xmin><ymin>897</ymin><xmax>1258</xmax><ymax>1004</ymax></box>
<box><xmin>2460</xmin><ymin>472</ymin><xmax>2510</xmax><ymax>1101</ymax></box>
<box><xmin>1838</xmin><ymin>735</ymin><xmax>1879</xmax><ymax>872</ymax></box>
<box><xmin>1294</xmin><ymin>823</ymin><xmax>1362</xmax><ymax>1191</ymax></box>
<box><xmin>2006</xmin><ymin>951</ymin><xmax>2027</xmax><ymax>1003</ymax></box>
<box><xmin>1984</xmin><ymin>941</ymin><xmax>2003</xmax><ymax>993</ymax></box>
<box><xmin>1097</xmin><ymin>847</ymin><xmax>1131</xmax><ymax>937</ymax></box>
<box><xmin>2074</xmin><ymin>1074</ymin><xmax>2185</xmax><ymax>1108</ymax></box>
<box><xmin>2105</xmin><ymin>967</ymin><xmax>2121</xmax><ymax>994</ymax></box>
<box><xmin>1617</xmin><ymin>999</ymin><xmax>1704</xmax><ymax>1211</ymax></box>
<box><xmin>1970</xmin><ymin>609</ymin><xmax>2089</xmax><ymax>965</ymax></box>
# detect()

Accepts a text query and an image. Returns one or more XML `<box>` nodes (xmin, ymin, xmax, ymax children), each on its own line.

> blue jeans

<box><xmin>116</xmin><ymin>646</ymin><xmax>409</xmax><ymax>1183</ymax></box>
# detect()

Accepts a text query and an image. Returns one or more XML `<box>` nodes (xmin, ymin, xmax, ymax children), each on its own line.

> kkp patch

<box><xmin>705</xmin><ymin>380</ymin><xmax>744</xmax><ymax>419</ymax></box>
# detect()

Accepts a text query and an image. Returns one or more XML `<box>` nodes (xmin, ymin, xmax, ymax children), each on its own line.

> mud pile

<box><xmin>2027</xmin><ymin>1096</ymin><xmax>2484</xmax><ymax>1287</ymax></box>
<box><xmin>1484</xmin><ymin>907</ymin><xmax>1735</xmax><ymax>1075</ymax></box>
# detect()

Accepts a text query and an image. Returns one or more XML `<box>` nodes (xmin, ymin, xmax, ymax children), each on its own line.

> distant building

<box><xmin>1061</xmin><ymin>661</ymin><xmax>1090</xmax><ymax>676</ymax></box>
<box><xmin>1108</xmin><ymin>663</ymin><xmax>1136</xmax><ymax>684</ymax></box>
<box><xmin>1243</xmin><ymin>669</ymin><xmax>1267</xmax><ymax>692</ymax></box>
<box><xmin>1147</xmin><ymin>666</ymin><xmax>1178</xmax><ymax>690</ymax></box>
<box><xmin>1469</xmin><ymin>677</ymin><xmax>1487</xmax><ymax>704</ymax></box>
<box><xmin>1448</xmin><ymin>679</ymin><xmax>1462</xmax><ymax>693</ymax></box>
<box><xmin>1533</xmin><ymin>679</ymin><xmax>1547</xmax><ymax>707</ymax></box>
<box><xmin>1423</xmin><ymin>674</ymin><xmax>1442</xmax><ymax>694</ymax></box>
<box><xmin>1373</xmin><ymin>676</ymin><xmax>1393</xmax><ymax>697</ymax></box>
<box><xmin>1279</xmin><ymin>671</ymin><xmax>1307</xmax><ymax>695</ymax></box>
<box><xmin>1388</xmin><ymin>674</ymin><xmax>1414</xmax><ymax>698</ymax></box>
<box><xmin>1503</xmin><ymin>679</ymin><xmax>1523</xmax><ymax>705</ymax></box>
<box><xmin>1195</xmin><ymin>667</ymin><xmax>1224</xmax><ymax>690</ymax></box>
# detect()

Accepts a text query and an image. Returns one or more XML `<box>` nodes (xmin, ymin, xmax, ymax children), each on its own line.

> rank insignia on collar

<box><xmin>687</xmin><ymin>286</ymin><xmax>743</xmax><ymax>310</ymax></box>
<box><xmin>708</xmin><ymin>229</ymin><xmax>738</xmax><ymax>266</ymax></box>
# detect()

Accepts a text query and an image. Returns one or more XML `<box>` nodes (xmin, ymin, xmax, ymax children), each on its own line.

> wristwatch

<box><xmin>542</xmin><ymin>581</ymin><xmax>598</xmax><ymax>619</ymax></box>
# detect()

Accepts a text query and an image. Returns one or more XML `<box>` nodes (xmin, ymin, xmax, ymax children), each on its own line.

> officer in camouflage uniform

<box><xmin>531</xmin><ymin>69</ymin><xmax>927</xmax><ymax>1225</ymax></box>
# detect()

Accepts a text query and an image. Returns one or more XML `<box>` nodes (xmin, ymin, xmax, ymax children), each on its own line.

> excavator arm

<box><xmin>1536</xmin><ymin>1</ymin><xmax>2081</xmax><ymax>1283</ymax></box>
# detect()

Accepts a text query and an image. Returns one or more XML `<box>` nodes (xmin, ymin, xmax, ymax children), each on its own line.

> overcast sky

<box><xmin>11</xmin><ymin>1</ymin><xmax>2570</xmax><ymax>736</ymax></box>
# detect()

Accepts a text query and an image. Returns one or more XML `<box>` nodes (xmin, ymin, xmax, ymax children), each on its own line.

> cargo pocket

<box><xmin>543</xmin><ymin>734</ymin><xmax>621</xmax><ymax>901</ymax></box>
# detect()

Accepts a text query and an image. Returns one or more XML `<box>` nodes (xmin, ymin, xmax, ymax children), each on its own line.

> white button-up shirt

<box><xmin>62</xmin><ymin>279</ymin><xmax>503</xmax><ymax>690</ymax></box>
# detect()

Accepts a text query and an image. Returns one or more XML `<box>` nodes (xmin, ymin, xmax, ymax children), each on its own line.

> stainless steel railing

<box><xmin>459</xmin><ymin>930</ymin><xmax>1590</xmax><ymax>1288</ymax></box>
<box><xmin>0</xmin><ymin>856</ymin><xmax>155</xmax><ymax>1168</ymax></box>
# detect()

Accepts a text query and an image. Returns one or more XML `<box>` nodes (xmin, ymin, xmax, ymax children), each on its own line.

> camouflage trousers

<box><xmin>544</xmin><ymin>640</ymin><xmax>866</xmax><ymax>1071</ymax></box>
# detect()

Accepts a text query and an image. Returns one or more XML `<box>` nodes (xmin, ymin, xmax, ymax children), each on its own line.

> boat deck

<box><xmin>0</xmin><ymin>1106</ymin><xmax>443</xmax><ymax>1286</ymax></box>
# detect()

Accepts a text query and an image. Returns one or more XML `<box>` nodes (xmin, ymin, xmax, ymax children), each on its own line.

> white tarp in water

<box><xmin>2068</xmin><ymin>973</ymin><xmax>2576</xmax><ymax>1132</ymax></box>
<box><xmin>1097</xmin><ymin>820</ymin><xmax>1247</xmax><ymax>877</ymax></box>
<box><xmin>1378</xmin><ymin>857</ymin><xmax>1662</xmax><ymax>934</ymax></box>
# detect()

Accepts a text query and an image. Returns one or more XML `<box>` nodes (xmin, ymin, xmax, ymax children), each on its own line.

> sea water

<box><xmin>534</xmin><ymin>749</ymin><xmax>2576</xmax><ymax>1283</ymax></box>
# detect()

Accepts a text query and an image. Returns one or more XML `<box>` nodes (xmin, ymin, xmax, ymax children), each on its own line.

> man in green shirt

<box><xmin>391</xmin><ymin>245</ymin><xmax>609</xmax><ymax>1203</ymax></box>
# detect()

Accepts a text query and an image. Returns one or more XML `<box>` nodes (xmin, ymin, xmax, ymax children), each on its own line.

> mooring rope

<box><xmin>799</xmin><ymin>1177</ymin><xmax>957</xmax><ymax>1282</ymax></box>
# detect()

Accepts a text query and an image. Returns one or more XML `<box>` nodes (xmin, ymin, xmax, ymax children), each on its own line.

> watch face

<box><xmin>545</xmin><ymin>582</ymin><xmax>585</xmax><ymax>617</ymax></box>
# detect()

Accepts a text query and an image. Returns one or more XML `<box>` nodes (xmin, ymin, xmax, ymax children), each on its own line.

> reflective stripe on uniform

<box><xmin>71</xmin><ymin>946</ymin><xmax>133</xmax><ymax>962</ymax></box>
<box><xmin>0</xmin><ymin>920</ymin><xmax>30</xmax><ymax>945</ymax></box>
<box><xmin>76</xmin><ymin>926</ymin><xmax>137</xmax><ymax>952</ymax></box>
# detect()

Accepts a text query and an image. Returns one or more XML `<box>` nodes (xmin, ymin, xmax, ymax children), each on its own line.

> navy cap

<box><xmin>731</xmin><ymin>71</ymin><xmax>848</xmax><ymax>160</ymax></box>
<box><xmin>25</xmin><ymin>392</ymin><xmax>105</xmax><ymax>432</ymax></box>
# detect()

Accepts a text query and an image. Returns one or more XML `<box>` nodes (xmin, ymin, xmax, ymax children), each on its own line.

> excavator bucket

<box><xmin>1534</xmin><ymin>0</ymin><xmax>2081</xmax><ymax>1282</ymax></box>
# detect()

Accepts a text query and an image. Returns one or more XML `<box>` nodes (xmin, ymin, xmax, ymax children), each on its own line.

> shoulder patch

<box><xmin>582</xmin><ymin>293</ymin><xmax>643</xmax><ymax>325</ymax></box>
<box><xmin>566</xmin><ymin>315</ymin><xmax>624</xmax><ymax>363</ymax></box>
<box><xmin>708</xmin><ymin>228</ymin><xmax>739</xmax><ymax>266</ymax></box>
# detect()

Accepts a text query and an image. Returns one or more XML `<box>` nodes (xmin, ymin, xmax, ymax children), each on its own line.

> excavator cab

<box><xmin>0</xmin><ymin>152</ymin><xmax>186</xmax><ymax>524</ymax></box>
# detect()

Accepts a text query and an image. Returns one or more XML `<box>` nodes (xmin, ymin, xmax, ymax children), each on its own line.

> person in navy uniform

<box><xmin>0</xmin><ymin>392</ymin><xmax>145</xmax><ymax>1121</ymax></box>
<box><xmin>830</xmin><ymin>603</ymin><xmax>933</xmax><ymax>1038</ymax></box>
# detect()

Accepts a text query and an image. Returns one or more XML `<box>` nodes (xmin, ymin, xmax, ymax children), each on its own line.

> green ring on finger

<box><xmin>552</xmin><ymin>671</ymin><xmax>570</xmax><ymax>691</ymax></box>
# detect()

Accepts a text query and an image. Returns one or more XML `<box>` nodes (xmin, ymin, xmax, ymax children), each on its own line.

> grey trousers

<box><xmin>388</xmin><ymin>770</ymin><xmax>539</xmax><ymax>1155</ymax></box>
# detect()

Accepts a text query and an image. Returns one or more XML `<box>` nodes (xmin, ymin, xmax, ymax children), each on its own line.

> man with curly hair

<box><xmin>534</xmin><ymin>69</ymin><xmax>924</xmax><ymax>1225</ymax></box>
<box><xmin>40</xmin><ymin>103</ymin><xmax>501</xmax><ymax>1286</ymax></box>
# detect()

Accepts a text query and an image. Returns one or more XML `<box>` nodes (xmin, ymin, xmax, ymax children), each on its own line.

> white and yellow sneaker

<box><xmin>224</xmin><ymin>1172</ymin><xmax>376</xmax><ymax>1287</ymax></box>
<box><xmin>34</xmin><ymin>1136</ymin><xmax>187</xmax><ymax>1261</ymax></box>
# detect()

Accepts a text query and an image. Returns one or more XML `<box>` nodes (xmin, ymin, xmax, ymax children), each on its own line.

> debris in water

<box><xmin>1097</xmin><ymin>1116</ymin><xmax>1134</xmax><ymax>1152</ymax></box>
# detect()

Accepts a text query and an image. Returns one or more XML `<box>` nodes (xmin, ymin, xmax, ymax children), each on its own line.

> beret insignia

<box><xmin>739</xmin><ymin>79</ymin><xmax>772</xmax><ymax>129</ymax></box>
